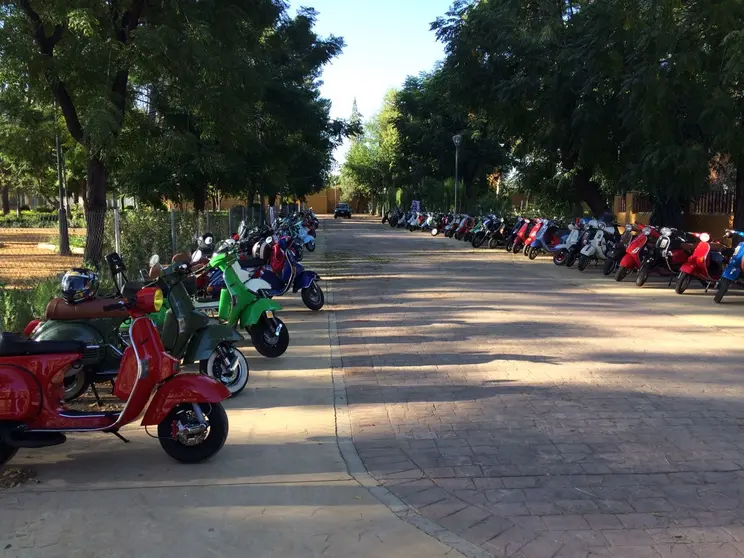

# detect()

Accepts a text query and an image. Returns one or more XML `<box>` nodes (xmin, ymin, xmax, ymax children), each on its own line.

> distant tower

<box><xmin>350</xmin><ymin>98</ymin><xmax>362</xmax><ymax>142</ymax></box>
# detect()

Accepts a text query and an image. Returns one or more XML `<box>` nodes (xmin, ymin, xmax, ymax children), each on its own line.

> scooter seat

<box><xmin>0</xmin><ymin>332</ymin><xmax>85</xmax><ymax>356</ymax></box>
<box><xmin>239</xmin><ymin>257</ymin><xmax>265</xmax><ymax>269</ymax></box>
<box><xmin>45</xmin><ymin>298</ymin><xmax>130</xmax><ymax>320</ymax></box>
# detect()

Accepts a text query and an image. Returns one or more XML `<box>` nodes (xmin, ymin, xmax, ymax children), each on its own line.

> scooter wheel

<box><xmin>675</xmin><ymin>272</ymin><xmax>692</xmax><ymax>294</ymax></box>
<box><xmin>614</xmin><ymin>266</ymin><xmax>629</xmax><ymax>282</ymax></box>
<box><xmin>158</xmin><ymin>402</ymin><xmax>229</xmax><ymax>463</ymax></box>
<box><xmin>250</xmin><ymin>317</ymin><xmax>290</xmax><ymax>358</ymax></box>
<box><xmin>602</xmin><ymin>259</ymin><xmax>616</xmax><ymax>276</ymax></box>
<box><xmin>305</xmin><ymin>240</ymin><xmax>316</xmax><ymax>252</ymax></box>
<box><xmin>431</xmin><ymin>229</ymin><xmax>439</xmax><ymax>237</ymax></box>
<box><xmin>565</xmin><ymin>253</ymin><xmax>577</xmax><ymax>268</ymax></box>
<box><xmin>553</xmin><ymin>250</ymin><xmax>567</xmax><ymax>266</ymax></box>
<box><xmin>577</xmin><ymin>255</ymin><xmax>590</xmax><ymax>271</ymax></box>
<box><xmin>301</xmin><ymin>281</ymin><xmax>325</xmax><ymax>311</ymax></box>
<box><xmin>714</xmin><ymin>277</ymin><xmax>732</xmax><ymax>303</ymax></box>
<box><xmin>63</xmin><ymin>370</ymin><xmax>90</xmax><ymax>402</ymax></box>
<box><xmin>512</xmin><ymin>242</ymin><xmax>522</xmax><ymax>254</ymax></box>
<box><xmin>528</xmin><ymin>247</ymin><xmax>538</xmax><ymax>260</ymax></box>
<box><xmin>488</xmin><ymin>237</ymin><xmax>500</xmax><ymax>250</ymax></box>
<box><xmin>200</xmin><ymin>344</ymin><xmax>249</xmax><ymax>397</ymax></box>
<box><xmin>505</xmin><ymin>242</ymin><xmax>513</xmax><ymax>252</ymax></box>
<box><xmin>636</xmin><ymin>265</ymin><xmax>650</xmax><ymax>287</ymax></box>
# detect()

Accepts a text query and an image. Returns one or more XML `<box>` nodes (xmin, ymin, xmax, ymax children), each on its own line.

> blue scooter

<box><xmin>714</xmin><ymin>229</ymin><xmax>744</xmax><ymax>303</ymax></box>
<box><xmin>259</xmin><ymin>237</ymin><xmax>324</xmax><ymax>311</ymax></box>
<box><xmin>526</xmin><ymin>219</ymin><xmax>569</xmax><ymax>260</ymax></box>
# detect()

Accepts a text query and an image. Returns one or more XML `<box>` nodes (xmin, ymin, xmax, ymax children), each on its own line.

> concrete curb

<box><xmin>322</xmin><ymin>221</ymin><xmax>493</xmax><ymax>558</ymax></box>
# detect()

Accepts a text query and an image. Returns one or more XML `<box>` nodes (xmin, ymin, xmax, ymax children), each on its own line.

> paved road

<box><xmin>326</xmin><ymin>216</ymin><xmax>744</xmax><ymax>558</ymax></box>
<box><xmin>0</xmin><ymin>226</ymin><xmax>457</xmax><ymax>558</ymax></box>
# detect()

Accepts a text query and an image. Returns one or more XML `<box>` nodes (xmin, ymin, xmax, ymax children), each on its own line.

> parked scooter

<box><xmin>714</xmin><ymin>229</ymin><xmax>744</xmax><ymax>303</ymax></box>
<box><xmin>602</xmin><ymin>223</ymin><xmax>635</xmax><ymax>276</ymax></box>
<box><xmin>577</xmin><ymin>220</ymin><xmax>619</xmax><ymax>271</ymax></box>
<box><xmin>614</xmin><ymin>224</ymin><xmax>657</xmax><ymax>281</ymax></box>
<box><xmin>523</xmin><ymin>219</ymin><xmax>545</xmax><ymax>256</ymax></box>
<box><xmin>508</xmin><ymin>218</ymin><xmax>532</xmax><ymax>254</ymax></box>
<box><xmin>527</xmin><ymin>219</ymin><xmax>569</xmax><ymax>260</ymax></box>
<box><xmin>0</xmin><ymin>284</ymin><xmax>231</xmax><ymax>465</ymax></box>
<box><xmin>485</xmin><ymin>217</ymin><xmax>510</xmax><ymax>249</ymax></box>
<box><xmin>552</xmin><ymin>219</ymin><xmax>584</xmax><ymax>265</ymax></box>
<box><xmin>676</xmin><ymin>233</ymin><xmax>731</xmax><ymax>294</ymax></box>
<box><xmin>636</xmin><ymin>227</ymin><xmax>696</xmax><ymax>287</ymax></box>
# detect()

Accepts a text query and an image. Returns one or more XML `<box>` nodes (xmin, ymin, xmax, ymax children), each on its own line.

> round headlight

<box><xmin>643</xmin><ymin>228</ymin><xmax>652</xmax><ymax>236</ymax></box>
<box><xmin>700</xmin><ymin>232</ymin><xmax>711</xmax><ymax>242</ymax></box>
<box><xmin>660</xmin><ymin>227</ymin><xmax>672</xmax><ymax>236</ymax></box>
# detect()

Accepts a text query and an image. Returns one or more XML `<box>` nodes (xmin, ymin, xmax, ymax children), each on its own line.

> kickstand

<box><xmin>111</xmin><ymin>431</ymin><xmax>130</xmax><ymax>444</ymax></box>
<box><xmin>90</xmin><ymin>382</ymin><xmax>103</xmax><ymax>407</ymax></box>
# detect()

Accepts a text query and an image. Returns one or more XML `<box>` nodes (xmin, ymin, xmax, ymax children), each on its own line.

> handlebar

<box><xmin>103</xmin><ymin>301</ymin><xmax>125</xmax><ymax>311</ymax></box>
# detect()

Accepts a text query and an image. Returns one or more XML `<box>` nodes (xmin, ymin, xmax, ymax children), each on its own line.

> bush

<box><xmin>36</xmin><ymin>206</ymin><xmax>55</xmax><ymax>214</ymax></box>
<box><xmin>0</xmin><ymin>277</ymin><xmax>61</xmax><ymax>333</ymax></box>
<box><xmin>0</xmin><ymin>210</ymin><xmax>86</xmax><ymax>228</ymax></box>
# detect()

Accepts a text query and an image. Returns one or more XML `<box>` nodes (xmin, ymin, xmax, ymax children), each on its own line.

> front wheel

<box><xmin>488</xmin><ymin>237</ymin><xmax>500</xmax><ymax>250</ymax></box>
<box><xmin>714</xmin><ymin>277</ymin><xmax>732</xmax><ymax>304</ymax></box>
<box><xmin>676</xmin><ymin>272</ymin><xmax>692</xmax><ymax>294</ymax></box>
<box><xmin>158</xmin><ymin>403</ymin><xmax>229</xmax><ymax>463</ymax></box>
<box><xmin>431</xmin><ymin>228</ymin><xmax>439</xmax><ymax>237</ymax></box>
<box><xmin>505</xmin><ymin>241</ymin><xmax>513</xmax><ymax>252</ymax></box>
<box><xmin>636</xmin><ymin>264</ymin><xmax>650</xmax><ymax>287</ymax></box>
<box><xmin>301</xmin><ymin>281</ymin><xmax>325</xmax><ymax>311</ymax></box>
<box><xmin>249</xmin><ymin>317</ymin><xmax>290</xmax><ymax>358</ymax></box>
<box><xmin>528</xmin><ymin>247</ymin><xmax>538</xmax><ymax>260</ymax></box>
<box><xmin>565</xmin><ymin>252</ymin><xmax>577</xmax><ymax>268</ymax></box>
<box><xmin>512</xmin><ymin>241</ymin><xmax>522</xmax><ymax>254</ymax></box>
<box><xmin>553</xmin><ymin>249</ymin><xmax>567</xmax><ymax>266</ymax></box>
<box><xmin>615</xmin><ymin>265</ymin><xmax>630</xmax><ymax>282</ymax></box>
<box><xmin>577</xmin><ymin>255</ymin><xmax>590</xmax><ymax>271</ymax></box>
<box><xmin>305</xmin><ymin>240</ymin><xmax>316</xmax><ymax>252</ymax></box>
<box><xmin>472</xmin><ymin>232</ymin><xmax>485</xmax><ymax>248</ymax></box>
<box><xmin>603</xmin><ymin>259</ymin><xmax>616</xmax><ymax>276</ymax></box>
<box><xmin>200</xmin><ymin>345</ymin><xmax>249</xmax><ymax>397</ymax></box>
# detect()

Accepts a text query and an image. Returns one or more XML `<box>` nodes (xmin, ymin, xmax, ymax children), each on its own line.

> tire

<box><xmin>676</xmin><ymin>272</ymin><xmax>692</xmax><ymax>294</ymax></box>
<box><xmin>472</xmin><ymin>232</ymin><xmax>486</xmax><ymax>248</ymax></box>
<box><xmin>158</xmin><ymin>403</ymin><xmax>229</xmax><ymax>464</ymax></box>
<box><xmin>305</xmin><ymin>240</ymin><xmax>316</xmax><ymax>252</ymax></box>
<box><xmin>301</xmin><ymin>281</ymin><xmax>325</xmax><ymax>311</ymax></box>
<box><xmin>249</xmin><ymin>317</ymin><xmax>290</xmax><ymax>358</ymax></box>
<box><xmin>577</xmin><ymin>255</ymin><xmax>590</xmax><ymax>271</ymax></box>
<box><xmin>714</xmin><ymin>277</ymin><xmax>732</xmax><ymax>304</ymax></box>
<box><xmin>488</xmin><ymin>237</ymin><xmax>500</xmax><ymax>250</ymax></box>
<box><xmin>505</xmin><ymin>241</ymin><xmax>513</xmax><ymax>252</ymax></box>
<box><xmin>199</xmin><ymin>345</ymin><xmax>249</xmax><ymax>397</ymax></box>
<box><xmin>389</xmin><ymin>220</ymin><xmax>396</xmax><ymax>228</ymax></box>
<box><xmin>63</xmin><ymin>369</ymin><xmax>90</xmax><ymax>402</ymax></box>
<box><xmin>431</xmin><ymin>228</ymin><xmax>439</xmax><ymax>237</ymax></box>
<box><xmin>565</xmin><ymin>252</ymin><xmax>577</xmax><ymax>268</ymax></box>
<box><xmin>528</xmin><ymin>247</ymin><xmax>538</xmax><ymax>260</ymax></box>
<box><xmin>636</xmin><ymin>264</ymin><xmax>650</xmax><ymax>287</ymax></box>
<box><xmin>512</xmin><ymin>241</ymin><xmax>522</xmax><ymax>254</ymax></box>
<box><xmin>553</xmin><ymin>250</ymin><xmax>567</xmax><ymax>266</ymax></box>
<box><xmin>334</xmin><ymin>215</ymin><xmax>338</xmax><ymax>219</ymax></box>
<box><xmin>614</xmin><ymin>266</ymin><xmax>630</xmax><ymax>282</ymax></box>
<box><xmin>603</xmin><ymin>259</ymin><xmax>616</xmax><ymax>276</ymax></box>
<box><xmin>455</xmin><ymin>232</ymin><xmax>463</xmax><ymax>241</ymax></box>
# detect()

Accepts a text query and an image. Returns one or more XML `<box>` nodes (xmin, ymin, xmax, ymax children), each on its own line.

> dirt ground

<box><xmin>0</xmin><ymin>228</ymin><xmax>84</xmax><ymax>286</ymax></box>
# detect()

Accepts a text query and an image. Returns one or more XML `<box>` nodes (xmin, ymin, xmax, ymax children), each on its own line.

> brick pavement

<box><xmin>326</xmin><ymin>217</ymin><xmax>744</xmax><ymax>558</ymax></box>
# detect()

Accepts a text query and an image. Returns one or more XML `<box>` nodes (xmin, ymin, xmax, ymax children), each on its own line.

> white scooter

<box><xmin>577</xmin><ymin>220</ymin><xmax>617</xmax><ymax>271</ymax></box>
<box><xmin>552</xmin><ymin>223</ymin><xmax>581</xmax><ymax>266</ymax></box>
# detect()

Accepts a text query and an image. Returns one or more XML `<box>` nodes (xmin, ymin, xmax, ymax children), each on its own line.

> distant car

<box><xmin>334</xmin><ymin>203</ymin><xmax>352</xmax><ymax>219</ymax></box>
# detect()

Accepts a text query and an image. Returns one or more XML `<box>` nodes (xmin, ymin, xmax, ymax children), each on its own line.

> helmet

<box><xmin>61</xmin><ymin>269</ymin><xmax>99</xmax><ymax>304</ymax></box>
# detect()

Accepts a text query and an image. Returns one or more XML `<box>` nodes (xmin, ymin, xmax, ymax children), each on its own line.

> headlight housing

<box><xmin>660</xmin><ymin>227</ymin><xmax>672</xmax><ymax>236</ymax></box>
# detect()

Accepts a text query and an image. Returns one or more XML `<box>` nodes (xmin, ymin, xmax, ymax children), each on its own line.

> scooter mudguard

<box><xmin>240</xmin><ymin>298</ymin><xmax>283</xmax><ymax>329</ymax></box>
<box><xmin>182</xmin><ymin>325</ymin><xmax>244</xmax><ymax>364</ymax></box>
<box><xmin>723</xmin><ymin>249</ymin><xmax>744</xmax><ymax>282</ymax></box>
<box><xmin>619</xmin><ymin>253</ymin><xmax>639</xmax><ymax>270</ymax></box>
<box><xmin>140</xmin><ymin>373</ymin><xmax>230</xmax><ymax>426</ymax></box>
<box><xmin>0</xmin><ymin>364</ymin><xmax>43</xmax><ymax>420</ymax></box>
<box><xmin>293</xmin><ymin>271</ymin><xmax>320</xmax><ymax>292</ymax></box>
<box><xmin>580</xmin><ymin>245</ymin><xmax>596</xmax><ymax>257</ymax></box>
<box><xmin>679</xmin><ymin>262</ymin><xmax>697</xmax><ymax>275</ymax></box>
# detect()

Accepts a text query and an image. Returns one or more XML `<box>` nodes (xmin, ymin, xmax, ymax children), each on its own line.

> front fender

<box><xmin>241</xmin><ymin>298</ymin><xmax>283</xmax><ymax>328</ymax></box>
<box><xmin>294</xmin><ymin>271</ymin><xmax>320</xmax><ymax>292</ymax></box>
<box><xmin>181</xmin><ymin>325</ymin><xmax>244</xmax><ymax>364</ymax></box>
<box><xmin>723</xmin><ymin>260</ymin><xmax>742</xmax><ymax>282</ymax></box>
<box><xmin>141</xmin><ymin>373</ymin><xmax>230</xmax><ymax>426</ymax></box>
<box><xmin>679</xmin><ymin>262</ymin><xmax>696</xmax><ymax>275</ymax></box>
<box><xmin>619</xmin><ymin>253</ymin><xmax>638</xmax><ymax>269</ymax></box>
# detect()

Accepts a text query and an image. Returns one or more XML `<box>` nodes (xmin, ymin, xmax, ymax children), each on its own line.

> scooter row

<box><xmin>0</xmin><ymin>213</ymin><xmax>324</xmax><ymax>467</ymax></box>
<box><xmin>383</xmin><ymin>210</ymin><xmax>744</xmax><ymax>304</ymax></box>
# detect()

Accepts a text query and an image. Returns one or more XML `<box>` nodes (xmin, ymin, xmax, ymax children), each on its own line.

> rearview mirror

<box><xmin>149</xmin><ymin>254</ymin><xmax>160</xmax><ymax>267</ymax></box>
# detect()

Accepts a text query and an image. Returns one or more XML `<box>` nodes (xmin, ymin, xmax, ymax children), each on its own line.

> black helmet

<box><xmin>61</xmin><ymin>268</ymin><xmax>99</xmax><ymax>304</ymax></box>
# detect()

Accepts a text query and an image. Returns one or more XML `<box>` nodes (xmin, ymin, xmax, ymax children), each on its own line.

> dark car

<box><xmin>334</xmin><ymin>203</ymin><xmax>352</xmax><ymax>219</ymax></box>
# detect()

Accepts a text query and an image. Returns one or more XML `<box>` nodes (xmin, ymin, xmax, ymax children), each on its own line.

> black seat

<box><xmin>0</xmin><ymin>333</ymin><xmax>85</xmax><ymax>357</ymax></box>
<box><xmin>239</xmin><ymin>257</ymin><xmax>266</xmax><ymax>269</ymax></box>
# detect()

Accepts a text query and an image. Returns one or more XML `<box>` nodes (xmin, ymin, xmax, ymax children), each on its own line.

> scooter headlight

<box><xmin>643</xmin><ymin>228</ymin><xmax>652</xmax><ymax>236</ymax></box>
<box><xmin>660</xmin><ymin>227</ymin><xmax>672</xmax><ymax>236</ymax></box>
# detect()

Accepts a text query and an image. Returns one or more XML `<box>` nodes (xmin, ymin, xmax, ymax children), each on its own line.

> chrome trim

<box><xmin>106</xmin><ymin>317</ymin><xmax>147</xmax><ymax>431</ymax></box>
<box><xmin>58</xmin><ymin>412</ymin><xmax>118</xmax><ymax>419</ymax></box>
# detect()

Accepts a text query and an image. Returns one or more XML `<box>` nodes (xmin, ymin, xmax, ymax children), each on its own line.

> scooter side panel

<box><xmin>181</xmin><ymin>326</ymin><xmax>243</xmax><ymax>364</ymax></box>
<box><xmin>580</xmin><ymin>245</ymin><xmax>597</xmax><ymax>257</ymax></box>
<box><xmin>140</xmin><ymin>374</ymin><xmax>231</xmax><ymax>426</ymax></box>
<box><xmin>723</xmin><ymin>254</ymin><xmax>743</xmax><ymax>282</ymax></box>
<box><xmin>293</xmin><ymin>271</ymin><xmax>320</xmax><ymax>292</ymax></box>
<box><xmin>241</xmin><ymin>298</ymin><xmax>283</xmax><ymax>329</ymax></box>
<box><xmin>0</xmin><ymin>364</ymin><xmax>42</xmax><ymax>420</ymax></box>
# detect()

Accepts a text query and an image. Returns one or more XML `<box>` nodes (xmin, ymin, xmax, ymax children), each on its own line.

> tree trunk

<box><xmin>193</xmin><ymin>187</ymin><xmax>206</xmax><ymax>213</ymax></box>
<box><xmin>84</xmin><ymin>155</ymin><xmax>108</xmax><ymax>265</ymax></box>
<box><xmin>573</xmin><ymin>167</ymin><xmax>608</xmax><ymax>216</ymax></box>
<box><xmin>1</xmin><ymin>185</ymin><xmax>9</xmax><ymax>215</ymax></box>
<box><xmin>734</xmin><ymin>161</ymin><xmax>744</xmax><ymax>231</ymax></box>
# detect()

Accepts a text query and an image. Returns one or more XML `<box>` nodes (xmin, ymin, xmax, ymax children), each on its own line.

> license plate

<box><xmin>265</xmin><ymin>310</ymin><xmax>274</xmax><ymax>319</ymax></box>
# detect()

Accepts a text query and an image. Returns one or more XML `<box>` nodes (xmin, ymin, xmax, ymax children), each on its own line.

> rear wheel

<box><xmin>714</xmin><ymin>277</ymin><xmax>732</xmax><ymax>303</ymax></box>
<box><xmin>603</xmin><ymin>259</ymin><xmax>616</xmax><ymax>276</ymax></box>
<box><xmin>63</xmin><ymin>370</ymin><xmax>90</xmax><ymax>402</ymax></box>
<box><xmin>676</xmin><ymin>272</ymin><xmax>692</xmax><ymax>294</ymax></box>
<box><xmin>565</xmin><ymin>252</ymin><xmax>577</xmax><ymax>268</ymax></box>
<box><xmin>305</xmin><ymin>240</ymin><xmax>316</xmax><ymax>252</ymax></box>
<box><xmin>553</xmin><ymin>250</ymin><xmax>567</xmax><ymax>266</ymax></box>
<box><xmin>577</xmin><ymin>255</ymin><xmax>590</xmax><ymax>271</ymax></box>
<box><xmin>636</xmin><ymin>264</ymin><xmax>651</xmax><ymax>287</ymax></box>
<box><xmin>200</xmin><ymin>345</ymin><xmax>249</xmax><ymax>397</ymax></box>
<box><xmin>614</xmin><ymin>265</ymin><xmax>630</xmax><ymax>282</ymax></box>
<box><xmin>249</xmin><ymin>317</ymin><xmax>290</xmax><ymax>358</ymax></box>
<box><xmin>472</xmin><ymin>232</ymin><xmax>486</xmax><ymax>248</ymax></box>
<box><xmin>158</xmin><ymin>403</ymin><xmax>228</xmax><ymax>463</ymax></box>
<box><xmin>301</xmin><ymin>281</ymin><xmax>325</xmax><ymax>311</ymax></box>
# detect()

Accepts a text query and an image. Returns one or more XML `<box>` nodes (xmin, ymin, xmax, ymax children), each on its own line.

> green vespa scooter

<box><xmin>32</xmin><ymin>253</ymin><xmax>249</xmax><ymax>400</ymax></box>
<box><xmin>208</xmin><ymin>238</ymin><xmax>290</xmax><ymax>358</ymax></box>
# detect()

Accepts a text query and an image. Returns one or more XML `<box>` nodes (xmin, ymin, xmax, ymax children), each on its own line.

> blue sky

<box><xmin>292</xmin><ymin>0</ymin><xmax>453</xmax><ymax>164</ymax></box>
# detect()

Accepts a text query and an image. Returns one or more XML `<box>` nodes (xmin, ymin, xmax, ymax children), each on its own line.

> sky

<box><xmin>292</xmin><ymin>0</ymin><xmax>453</xmax><ymax>165</ymax></box>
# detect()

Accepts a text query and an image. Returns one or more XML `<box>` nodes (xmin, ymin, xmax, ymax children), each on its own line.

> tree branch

<box><xmin>16</xmin><ymin>0</ymin><xmax>85</xmax><ymax>144</ymax></box>
<box><xmin>110</xmin><ymin>0</ymin><xmax>147</xmax><ymax>131</ymax></box>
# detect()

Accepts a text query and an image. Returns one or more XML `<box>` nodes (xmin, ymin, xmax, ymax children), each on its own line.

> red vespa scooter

<box><xmin>0</xmin><ymin>285</ymin><xmax>231</xmax><ymax>465</ymax></box>
<box><xmin>511</xmin><ymin>219</ymin><xmax>532</xmax><ymax>254</ymax></box>
<box><xmin>523</xmin><ymin>219</ymin><xmax>544</xmax><ymax>257</ymax></box>
<box><xmin>675</xmin><ymin>233</ymin><xmax>730</xmax><ymax>294</ymax></box>
<box><xmin>615</xmin><ymin>224</ymin><xmax>659</xmax><ymax>282</ymax></box>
